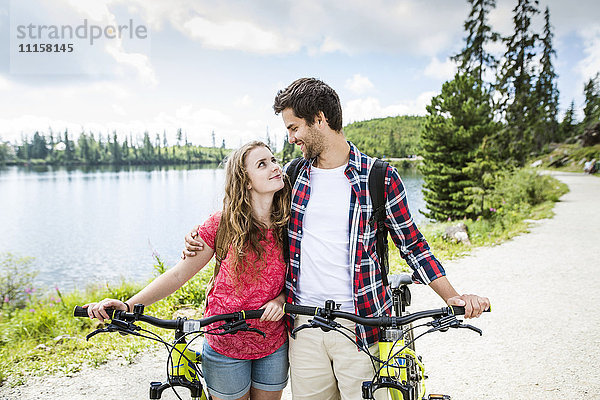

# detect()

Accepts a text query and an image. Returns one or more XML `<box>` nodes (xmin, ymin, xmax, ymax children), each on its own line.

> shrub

<box><xmin>0</xmin><ymin>253</ymin><xmax>38</xmax><ymax>310</ymax></box>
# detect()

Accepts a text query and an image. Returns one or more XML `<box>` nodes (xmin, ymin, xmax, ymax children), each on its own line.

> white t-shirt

<box><xmin>295</xmin><ymin>164</ymin><xmax>354</xmax><ymax>312</ymax></box>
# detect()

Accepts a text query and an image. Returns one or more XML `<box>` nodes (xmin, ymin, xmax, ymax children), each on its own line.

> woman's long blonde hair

<box><xmin>216</xmin><ymin>141</ymin><xmax>290</xmax><ymax>281</ymax></box>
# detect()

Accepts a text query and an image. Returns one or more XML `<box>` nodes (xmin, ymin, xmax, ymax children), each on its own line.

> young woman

<box><xmin>84</xmin><ymin>141</ymin><xmax>291</xmax><ymax>400</ymax></box>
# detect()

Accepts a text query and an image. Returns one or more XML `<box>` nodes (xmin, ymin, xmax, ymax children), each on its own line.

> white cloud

<box><xmin>182</xmin><ymin>16</ymin><xmax>300</xmax><ymax>54</ymax></box>
<box><xmin>112</xmin><ymin>104</ymin><xmax>126</xmax><ymax>116</ymax></box>
<box><xmin>344</xmin><ymin>91</ymin><xmax>437</xmax><ymax>123</ymax></box>
<box><xmin>96</xmin><ymin>0</ymin><xmax>467</xmax><ymax>57</ymax></box>
<box><xmin>43</xmin><ymin>0</ymin><xmax>159</xmax><ymax>85</ymax></box>
<box><xmin>345</xmin><ymin>74</ymin><xmax>374</xmax><ymax>94</ymax></box>
<box><xmin>0</xmin><ymin>76</ymin><xmax>11</xmax><ymax>91</ymax></box>
<box><xmin>235</xmin><ymin>95</ymin><xmax>252</xmax><ymax>107</ymax></box>
<box><xmin>105</xmin><ymin>42</ymin><xmax>158</xmax><ymax>86</ymax></box>
<box><xmin>60</xmin><ymin>0</ymin><xmax>113</xmax><ymax>22</ymax></box>
<box><xmin>0</xmin><ymin>115</ymin><xmax>84</xmax><ymax>139</ymax></box>
<box><xmin>424</xmin><ymin>57</ymin><xmax>457</xmax><ymax>80</ymax></box>
<box><xmin>575</xmin><ymin>25</ymin><xmax>600</xmax><ymax>84</ymax></box>
<box><xmin>319</xmin><ymin>37</ymin><xmax>348</xmax><ymax>54</ymax></box>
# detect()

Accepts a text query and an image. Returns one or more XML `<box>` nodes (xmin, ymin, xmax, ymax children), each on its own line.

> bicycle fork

<box><xmin>149</xmin><ymin>338</ymin><xmax>208</xmax><ymax>400</ymax></box>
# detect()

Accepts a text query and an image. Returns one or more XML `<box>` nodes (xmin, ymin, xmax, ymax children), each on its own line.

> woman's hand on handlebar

<box><xmin>259</xmin><ymin>293</ymin><xmax>285</xmax><ymax>322</ymax></box>
<box><xmin>182</xmin><ymin>225</ymin><xmax>203</xmax><ymax>258</ymax></box>
<box><xmin>83</xmin><ymin>298</ymin><xmax>128</xmax><ymax>322</ymax></box>
<box><xmin>447</xmin><ymin>294</ymin><xmax>490</xmax><ymax>319</ymax></box>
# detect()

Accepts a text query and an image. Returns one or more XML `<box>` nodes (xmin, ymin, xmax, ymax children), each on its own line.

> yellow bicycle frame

<box><xmin>171</xmin><ymin>342</ymin><xmax>208</xmax><ymax>400</ymax></box>
<box><xmin>378</xmin><ymin>337</ymin><xmax>426</xmax><ymax>400</ymax></box>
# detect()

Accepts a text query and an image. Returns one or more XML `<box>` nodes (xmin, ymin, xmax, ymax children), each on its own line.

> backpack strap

<box><xmin>368</xmin><ymin>159</ymin><xmax>390</xmax><ymax>286</ymax></box>
<box><xmin>283</xmin><ymin>157</ymin><xmax>305</xmax><ymax>263</ymax></box>
<box><xmin>286</xmin><ymin>157</ymin><xmax>304</xmax><ymax>190</ymax></box>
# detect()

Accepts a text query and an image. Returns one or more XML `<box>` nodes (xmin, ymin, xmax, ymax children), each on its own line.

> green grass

<box><xmin>0</xmin><ymin>261</ymin><xmax>215</xmax><ymax>387</ymax></box>
<box><xmin>390</xmin><ymin>170</ymin><xmax>569</xmax><ymax>273</ymax></box>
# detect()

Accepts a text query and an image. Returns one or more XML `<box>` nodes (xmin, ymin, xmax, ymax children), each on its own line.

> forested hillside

<box><xmin>344</xmin><ymin>115</ymin><xmax>424</xmax><ymax>158</ymax></box>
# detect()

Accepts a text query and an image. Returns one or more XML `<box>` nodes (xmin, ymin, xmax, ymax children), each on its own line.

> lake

<box><xmin>0</xmin><ymin>164</ymin><xmax>427</xmax><ymax>291</ymax></box>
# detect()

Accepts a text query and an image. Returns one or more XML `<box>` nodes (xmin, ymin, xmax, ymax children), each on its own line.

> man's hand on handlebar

<box><xmin>183</xmin><ymin>225</ymin><xmax>203</xmax><ymax>258</ymax></box>
<box><xmin>446</xmin><ymin>294</ymin><xmax>490</xmax><ymax>319</ymax></box>
<box><xmin>83</xmin><ymin>298</ymin><xmax>128</xmax><ymax>322</ymax></box>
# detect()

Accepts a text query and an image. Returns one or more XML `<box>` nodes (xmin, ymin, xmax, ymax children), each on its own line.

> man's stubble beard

<box><xmin>302</xmin><ymin>125</ymin><xmax>325</xmax><ymax>161</ymax></box>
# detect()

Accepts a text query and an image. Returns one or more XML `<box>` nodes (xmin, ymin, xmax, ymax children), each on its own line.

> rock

<box><xmin>531</xmin><ymin>160</ymin><xmax>543</xmax><ymax>168</ymax></box>
<box><xmin>53</xmin><ymin>335</ymin><xmax>76</xmax><ymax>345</ymax></box>
<box><xmin>581</xmin><ymin>122</ymin><xmax>600</xmax><ymax>147</ymax></box>
<box><xmin>443</xmin><ymin>223</ymin><xmax>471</xmax><ymax>245</ymax></box>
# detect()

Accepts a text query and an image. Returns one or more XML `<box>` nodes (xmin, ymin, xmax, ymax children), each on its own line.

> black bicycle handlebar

<box><xmin>73</xmin><ymin>305</ymin><xmax>266</xmax><ymax>332</ymax></box>
<box><xmin>75</xmin><ymin>301</ymin><xmax>490</xmax><ymax>332</ymax></box>
<box><xmin>283</xmin><ymin>303</ymin><xmax>490</xmax><ymax>327</ymax></box>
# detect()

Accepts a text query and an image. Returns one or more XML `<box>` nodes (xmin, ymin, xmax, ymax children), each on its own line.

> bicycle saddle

<box><xmin>388</xmin><ymin>273</ymin><xmax>413</xmax><ymax>289</ymax></box>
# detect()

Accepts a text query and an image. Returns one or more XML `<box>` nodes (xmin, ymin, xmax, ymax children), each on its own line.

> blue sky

<box><xmin>0</xmin><ymin>0</ymin><xmax>599</xmax><ymax>150</ymax></box>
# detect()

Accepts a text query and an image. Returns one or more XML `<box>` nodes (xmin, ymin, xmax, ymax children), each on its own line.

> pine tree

<box><xmin>495</xmin><ymin>0</ymin><xmax>540</xmax><ymax>165</ymax></box>
<box><xmin>559</xmin><ymin>100</ymin><xmax>577</xmax><ymax>141</ymax></box>
<box><xmin>64</xmin><ymin>130</ymin><xmax>74</xmax><ymax>163</ymax></box>
<box><xmin>533</xmin><ymin>6</ymin><xmax>560</xmax><ymax>148</ymax></box>
<box><xmin>121</xmin><ymin>137</ymin><xmax>130</xmax><ymax>162</ymax></box>
<box><xmin>78</xmin><ymin>132</ymin><xmax>90</xmax><ymax>163</ymax></box>
<box><xmin>281</xmin><ymin>138</ymin><xmax>296</xmax><ymax>164</ymax></box>
<box><xmin>30</xmin><ymin>132</ymin><xmax>48</xmax><ymax>159</ymax></box>
<box><xmin>155</xmin><ymin>133</ymin><xmax>161</xmax><ymax>163</ymax></box>
<box><xmin>388</xmin><ymin>130</ymin><xmax>398</xmax><ymax>158</ymax></box>
<box><xmin>142</xmin><ymin>132</ymin><xmax>153</xmax><ymax>162</ymax></box>
<box><xmin>112</xmin><ymin>132</ymin><xmax>122</xmax><ymax>164</ymax></box>
<box><xmin>0</xmin><ymin>142</ymin><xmax>9</xmax><ymax>165</ymax></box>
<box><xmin>421</xmin><ymin>72</ymin><xmax>499</xmax><ymax>220</ymax></box>
<box><xmin>583</xmin><ymin>73</ymin><xmax>600</xmax><ymax>129</ymax></box>
<box><xmin>451</xmin><ymin>0</ymin><xmax>500</xmax><ymax>83</ymax></box>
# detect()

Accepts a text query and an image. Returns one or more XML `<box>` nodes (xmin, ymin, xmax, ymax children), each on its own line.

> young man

<box><xmin>185</xmin><ymin>78</ymin><xmax>490</xmax><ymax>399</ymax></box>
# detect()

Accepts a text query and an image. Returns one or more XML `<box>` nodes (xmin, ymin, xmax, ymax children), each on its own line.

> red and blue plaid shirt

<box><xmin>284</xmin><ymin>142</ymin><xmax>445</xmax><ymax>347</ymax></box>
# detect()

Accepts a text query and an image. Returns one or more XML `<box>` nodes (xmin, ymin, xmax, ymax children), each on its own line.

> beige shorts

<box><xmin>288</xmin><ymin>314</ymin><xmax>386</xmax><ymax>400</ymax></box>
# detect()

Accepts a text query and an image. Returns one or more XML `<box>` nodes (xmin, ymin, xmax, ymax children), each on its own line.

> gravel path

<box><xmin>1</xmin><ymin>171</ymin><xmax>598</xmax><ymax>400</ymax></box>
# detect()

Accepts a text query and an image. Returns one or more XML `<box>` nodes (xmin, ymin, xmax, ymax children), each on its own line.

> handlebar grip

<box><xmin>73</xmin><ymin>306</ymin><xmax>117</xmax><ymax>319</ymax></box>
<box><xmin>242</xmin><ymin>309</ymin><xmax>265</xmax><ymax>320</ymax></box>
<box><xmin>450</xmin><ymin>306</ymin><xmax>465</xmax><ymax>315</ymax></box>
<box><xmin>73</xmin><ymin>306</ymin><xmax>89</xmax><ymax>318</ymax></box>
<box><xmin>449</xmin><ymin>305</ymin><xmax>492</xmax><ymax>315</ymax></box>
<box><xmin>284</xmin><ymin>303</ymin><xmax>319</xmax><ymax>316</ymax></box>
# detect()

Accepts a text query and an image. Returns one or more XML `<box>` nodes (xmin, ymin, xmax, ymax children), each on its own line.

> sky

<box><xmin>0</xmin><ymin>0</ymin><xmax>599</xmax><ymax>150</ymax></box>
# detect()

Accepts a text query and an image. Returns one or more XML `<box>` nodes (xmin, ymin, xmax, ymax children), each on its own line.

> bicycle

<box><xmin>283</xmin><ymin>273</ymin><xmax>491</xmax><ymax>400</ymax></box>
<box><xmin>74</xmin><ymin>304</ymin><xmax>270</xmax><ymax>400</ymax></box>
<box><xmin>74</xmin><ymin>273</ymin><xmax>489</xmax><ymax>400</ymax></box>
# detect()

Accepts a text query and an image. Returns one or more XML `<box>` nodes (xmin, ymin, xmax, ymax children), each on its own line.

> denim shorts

<box><xmin>201</xmin><ymin>340</ymin><xmax>289</xmax><ymax>400</ymax></box>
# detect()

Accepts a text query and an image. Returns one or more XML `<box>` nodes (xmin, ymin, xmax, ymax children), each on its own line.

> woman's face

<box><xmin>244</xmin><ymin>146</ymin><xmax>284</xmax><ymax>195</ymax></box>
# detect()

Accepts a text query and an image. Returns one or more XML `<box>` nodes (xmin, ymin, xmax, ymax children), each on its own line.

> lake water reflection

<box><xmin>0</xmin><ymin>164</ymin><xmax>426</xmax><ymax>290</ymax></box>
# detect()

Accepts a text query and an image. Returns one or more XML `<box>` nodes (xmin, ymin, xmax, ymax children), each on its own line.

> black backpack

<box><xmin>285</xmin><ymin>157</ymin><xmax>391</xmax><ymax>286</ymax></box>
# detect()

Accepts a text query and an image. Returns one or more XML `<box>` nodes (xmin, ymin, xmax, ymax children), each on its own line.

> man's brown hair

<box><xmin>273</xmin><ymin>78</ymin><xmax>343</xmax><ymax>132</ymax></box>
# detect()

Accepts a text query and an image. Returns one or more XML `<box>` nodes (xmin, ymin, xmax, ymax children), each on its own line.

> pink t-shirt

<box><xmin>197</xmin><ymin>212</ymin><xmax>287</xmax><ymax>359</ymax></box>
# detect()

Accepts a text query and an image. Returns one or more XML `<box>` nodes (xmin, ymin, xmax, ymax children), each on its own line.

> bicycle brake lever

<box><xmin>311</xmin><ymin>316</ymin><xmax>340</xmax><ymax>332</ymax></box>
<box><xmin>428</xmin><ymin>315</ymin><xmax>461</xmax><ymax>332</ymax></box>
<box><xmin>291</xmin><ymin>317</ymin><xmax>340</xmax><ymax>339</ymax></box>
<box><xmin>218</xmin><ymin>320</ymin><xmax>266</xmax><ymax>337</ymax></box>
<box><xmin>291</xmin><ymin>323</ymin><xmax>311</xmax><ymax>339</ymax></box>
<box><xmin>86</xmin><ymin>325</ymin><xmax>118</xmax><ymax>340</ymax></box>
<box><xmin>459</xmin><ymin>323</ymin><xmax>483</xmax><ymax>336</ymax></box>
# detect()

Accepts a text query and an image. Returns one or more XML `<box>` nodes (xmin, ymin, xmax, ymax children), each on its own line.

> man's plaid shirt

<box><xmin>284</xmin><ymin>142</ymin><xmax>446</xmax><ymax>347</ymax></box>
